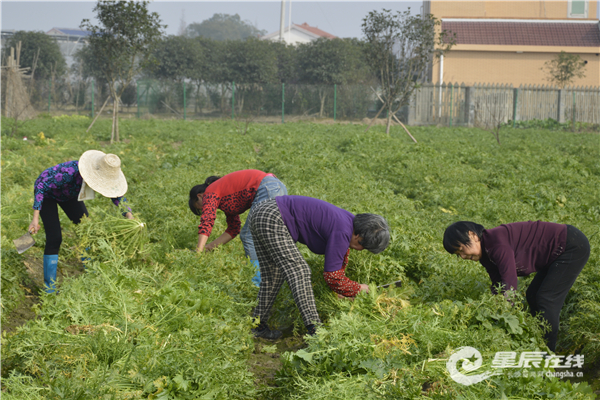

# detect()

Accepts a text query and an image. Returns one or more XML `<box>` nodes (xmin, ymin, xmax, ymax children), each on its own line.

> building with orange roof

<box><xmin>261</xmin><ymin>22</ymin><xmax>336</xmax><ymax>45</ymax></box>
<box><xmin>426</xmin><ymin>0</ymin><xmax>600</xmax><ymax>87</ymax></box>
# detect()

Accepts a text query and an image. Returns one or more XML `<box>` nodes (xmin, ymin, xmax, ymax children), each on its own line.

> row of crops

<box><xmin>1</xmin><ymin>115</ymin><xmax>599</xmax><ymax>399</ymax></box>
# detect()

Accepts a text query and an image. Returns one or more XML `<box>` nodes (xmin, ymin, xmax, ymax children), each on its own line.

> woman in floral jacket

<box><xmin>29</xmin><ymin>150</ymin><xmax>132</xmax><ymax>293</ymax></box>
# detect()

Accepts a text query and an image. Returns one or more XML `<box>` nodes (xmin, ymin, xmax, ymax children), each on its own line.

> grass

<box><xmin>1</xmin><ymin>115</ymin><xmax>598</xmax><ymax>399</ymax></box>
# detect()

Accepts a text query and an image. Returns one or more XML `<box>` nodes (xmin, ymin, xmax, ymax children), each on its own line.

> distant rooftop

<box><xmin>262</xmin><ymin>22</ymin><xmax>337</xmax><ymax>43</ymax></box>
<box><xmin>295</xmin><ymin>23</ymin><xmax>336</xmax><ymax>39</ymax></box>
<box><xmin>46</xmin><ymin>28</ymin><xmax>91</xmax><ymax>37</ymax></box>
<box><xmin>442</xmin><ymin>19</ymin><xmax>600</xmax><ymax>47</ymax></box>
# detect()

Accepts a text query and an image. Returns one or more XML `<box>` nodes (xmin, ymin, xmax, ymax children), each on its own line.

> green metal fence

<box><xmin>11</xmin><ymin>78</ymin><xmax>600</xmax><ymax>126</ymax></box>
<box><xmin>132</xmin><ymin>80</ymin><xmax>376</xmax><ymax>122</ymax></box>
<box><xmin>23</xmin><ymin>78</ymin><xmax>379</xmax><ymax>122</ymax></box>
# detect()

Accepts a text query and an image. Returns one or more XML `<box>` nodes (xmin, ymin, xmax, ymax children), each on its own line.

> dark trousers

<box><xmin>526</xmin><ymin>225</ymin><xmax>590</xmax><ymax>352</ymax></box>
<box><xmin>40</xmin><ymin>198</ymin><xmax>88</xmax><ymax>255</ymax></box>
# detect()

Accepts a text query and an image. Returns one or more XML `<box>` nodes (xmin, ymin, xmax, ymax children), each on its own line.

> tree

<box><xmin>80</xmin><ymin>0</ymin><xmax>165</xmax><ymax>143</ymax></box>
<box><xmin>120</xmin><ymin>83</ymin><xmax>137</xmax><ymax>110</ymax></box>
<box><xmin>72</xmin><ymin>44</ymin><xmax>111</xmax><ymax>112</ymax></box>
<box><xmin>194</xmin><ymin>38</ymin><xmax>229</xmax><ymax>112</ymax></box>
<box><xmin>186</xmin><ymin>14</ymin><xmax>265</xmax><ymax>41</ymax></box>
<box><xmin>3</xmin><ymin>31</ymin><xmax>66</xmax><ymax>80</ymax></box>
<box><xmin>297</xmin><ymin>37</ymin><xmax>372</xmax><ymax>117</ymax></box>
<box><xmin>146</xmin><ymin>35</ymin><xmax>204</xmax><ymax>115</ymax></box>
<box><xmin>149</xmin><ymin>35</ymin><xmax>203</xmax><ymax>83</ymax></box>
<box><xmin>271</xmin><ymin>41</ymin><xmax>298</xmax><ymax>83</ymax></box>
<box><xmin>222</xmin><ymin>38</ymin><xmax>279</xmax><ymax>115</ymax></box>
<box><xmin>362</xmin><ymin>8</ymin><xmax>455</xmax><ymax>134</ymax></box>
<box><xmin>542</xmin><ymin>51</ymin><xmax>586</xmax><ymax>89</ymax></box>
<box><xmin>542</xmin><ymin>51</ymin><xmax>587</xmax><ymax>130</ymax></box>
<box><xmin>473</xmin><ymin>88</ymin><xmax>513</xmax><ymax>145</ymax></box>
<box><xmin>195</xmin><ymin>38</ymin><xmax>227</xmax><ymax>84</ymax></box>
<box><xmin>223</xmin><ymin>38</ymin><xmax>277</xmax><ymax>84</ymax></box>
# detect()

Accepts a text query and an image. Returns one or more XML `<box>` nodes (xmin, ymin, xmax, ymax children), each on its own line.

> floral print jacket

<box><xmin>33</xmin><ymin>160</ymin><xmax>126</xmax><ymax>211</ymax></box>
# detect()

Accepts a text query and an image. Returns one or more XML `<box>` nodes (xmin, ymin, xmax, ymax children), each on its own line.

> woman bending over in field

<box><xmin>443</xmin><ymin>221</ymin><xmax>590</xmax><ymax>352</ymax></box>
<box><xmin>249</xmin><ymin>195</ymin><xmax>390</xmax><ymax>339</ymax></box>
<box><xmin>29</xmin><ymin>150</ymin><xmax>133</xmax><ymax>294</ymax></box>
<box><xmin>188</xmin><ymin>169</ymin><xmax>287</xmax><ymax>286</ymax></box>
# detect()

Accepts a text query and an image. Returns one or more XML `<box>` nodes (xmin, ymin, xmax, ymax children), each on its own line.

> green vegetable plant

<box><xmin>76</xmin><ymin>206</ymin><xmax>149</xmax><ymax>259</ymax></box>
<box><xmin>1</xmin><ymin>115</ymin><xmax>598</xmax><ymax>399</ymax></box>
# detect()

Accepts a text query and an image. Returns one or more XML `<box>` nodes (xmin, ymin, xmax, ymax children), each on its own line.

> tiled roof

<box><xmin>295</xmin><ymin>23</ymin><xmax>336</xmax><ymax>39</ymax></box>
<box><xmin>442</xmin><ymin>20</ymin><xmax>600</xmax><ymax>47</ymax></box>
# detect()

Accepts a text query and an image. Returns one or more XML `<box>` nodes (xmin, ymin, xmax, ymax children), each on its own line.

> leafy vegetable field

<box><xmin>1</xmin><ymin>115</ymin><xmax>598</xmax><ymax>399</ymax></box>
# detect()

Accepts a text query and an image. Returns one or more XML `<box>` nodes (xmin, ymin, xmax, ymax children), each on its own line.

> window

<box><xmin>568</xmin><ymin>0</ymin><xmax>588</xmax><ymax>18</ymax></box>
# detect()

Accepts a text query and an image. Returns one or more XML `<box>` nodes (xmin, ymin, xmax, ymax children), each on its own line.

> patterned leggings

<box><xmin>250</xmin><ymin>199</ymin><xmax>321</xmax><ymax>327</ymax></box>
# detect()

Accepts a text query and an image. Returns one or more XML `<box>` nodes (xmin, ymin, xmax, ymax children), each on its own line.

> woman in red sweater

<box><xmin>188</xmin><ymin>169</ymin><xmax>287</xmax><ymax>285</ymax></box>
<box><xmin>443</xmin><ymin>220</ymin><xmax>590</xmax><ymax>352</ymax></box>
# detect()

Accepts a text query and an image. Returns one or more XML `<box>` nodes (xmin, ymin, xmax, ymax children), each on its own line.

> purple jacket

<box><xmin>276</xmin><ymin>196</ymin><xmax>354</xmax><ymax>272</ymax></box>
<box><xmin>479</xmin><ymin>221</ymin><xmax>567</xmax><ymax>293</ymax></box>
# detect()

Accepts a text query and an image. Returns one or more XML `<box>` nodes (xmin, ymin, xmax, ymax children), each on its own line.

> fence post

<box><xmin>231</xmin><ymin>81</ymin><xmax>235</xmax><ymax>120</ymax></box>
<box><xmin>449</xmin><ymin>83</ymin><xmax>454</xmax><ymax>127</ymax></box>
<box><xmin>464</xmin><ymin>85</ymin><xmax>474</xmax><ymax>127</ymax></box>
<box><xmin>91</xmin><ymin>79</ymin><xmax>95</xmax><ymax>119</ymax></box>
<box><xmin>48</xmin><ymin>78</ymin><xmax>52</xmax><ymax>113</ymax></box>
<box><xmin>572</xmin><ymin>89</ymin><xmax>576</xmax><ymax>127</ymax></box>
<box><xmin>183</xmin><ymin>81</ymin><xmax>187</xmax><ymax>120</ymax></box>
<box><xmin>407</xmin><ymin>93</ymin><xmax>416</xmax><ymax>125</ymax></box>
<box><xmin>281</xmin><ymin>83</ymin><xmax>285</xmax><ymax>124</ymax></box>
<box><xmin>512</xmin><ymin>87</ymin><xmax>521</xmax><ymax>127</ymax></box>
<box><xmin>136</xmin><ymin>81</ymin><xmax>140</xmax><ymax>119</ymax></box>
<box><xmin>333</xmin><ymin>84</ymin><xmax>337</xmax><ymax>121</ymax></box>
<box><xmin>437</xmin><ymin>82</ymin><xmax>442</xmax><ymax>121</ymax></box>
<box><xmin>557</xmin><ymin>88</ymin><xmax>565</xmax><ymax>123</ymax></box>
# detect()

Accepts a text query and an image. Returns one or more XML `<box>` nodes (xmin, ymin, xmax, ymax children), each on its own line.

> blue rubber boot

<box><xmin>80</xmin><ymin>247</ymin><xmax>91</xmax><ymax>266</ymax></box>
<box><xmin>43</xmin><ymin>254</ymin><xmax>59</xmax><ymax>294</ymax></box>
<box><xmin>250</xmin><ymin>259</ymin><xmax>261</xmax><ymax>287</ymax></box>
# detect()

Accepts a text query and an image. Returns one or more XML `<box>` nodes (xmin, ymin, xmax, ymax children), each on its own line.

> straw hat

<box><xmin>79</xmin><ymin>150</ymin><xmax>128</xmax><ymax>198</ymax></box>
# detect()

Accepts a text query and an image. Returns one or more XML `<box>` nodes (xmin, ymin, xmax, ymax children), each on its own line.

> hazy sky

<box><xmin>1</xmin><ymin>0</ymin><xmax>422</xmax><ymax>39</ymax></box>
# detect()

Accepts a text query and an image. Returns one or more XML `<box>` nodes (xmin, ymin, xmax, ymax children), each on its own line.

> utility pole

<box><xmin>279</xmin><ymin>0</ymin><xmax>286</xmax><ymax>42</ymax></box>
<box><xmin>288</xmin><ymin>0</ymin><xmax>293</xmax><ymax>43</ymax></box>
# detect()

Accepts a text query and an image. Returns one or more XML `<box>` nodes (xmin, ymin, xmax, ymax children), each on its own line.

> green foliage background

<box><xmin>2</xmin><ymin>30</ymin><xmax>67</xmax><ymax>80</ymax></box>
<box><xmin>185</xmin><ymin>13</ymin><xmax>267</xmax><ymax>41</ymax></box>
<box><xmin>1</xmin><ymin>115</ymin><xmax>598</xmax><ymax>399</ymax></box>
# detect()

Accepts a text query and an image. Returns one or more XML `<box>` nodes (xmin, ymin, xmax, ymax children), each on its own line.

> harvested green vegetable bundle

<box><xmin>76</xmin><ymin>207</ymin><xmax>149</xmax><ymax>258</ymax></box>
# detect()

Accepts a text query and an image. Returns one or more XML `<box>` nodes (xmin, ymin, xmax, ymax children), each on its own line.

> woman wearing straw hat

<box><xmin>28</xmin><ymin>150</ymin><xmax>132</xmax><ymax>293</ymax></box>
<box><xmin>188</xmin><ymin>169</ymin><xmax>287</xmax><ymax>286</ymax></box>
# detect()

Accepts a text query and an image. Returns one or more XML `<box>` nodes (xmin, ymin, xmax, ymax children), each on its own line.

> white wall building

<box><xmin>261</xmin><ymin>22</ymin><xmax>336</xmax><ymax>45</ymax></box>
<box><xmin>46</xmin><ymin>28</ymin><xmax>90</xmax><ymax>68</ymax></box>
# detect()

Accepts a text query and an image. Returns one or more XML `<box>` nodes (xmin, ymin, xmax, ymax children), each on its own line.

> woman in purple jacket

<box><xmin>443</xmin><ymin>220</ymin><xmax>590</xmax><ymax>351</ymax></box>
<box><xmin>250</xmin><ymin>195</ymin><xmax>390</xmax><ymax>340</ymax></box>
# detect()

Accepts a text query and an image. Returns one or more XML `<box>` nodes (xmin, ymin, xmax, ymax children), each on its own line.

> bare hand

<box><xmin>204</xmin><ymin>242</ymin><xmax>217</xmax><ymax>252</ymax></box>
<box><xmin>337</xmin><ymin>293</ymin><xmax>353</xmax><ymax>301</ymax></box>
<box><xmin>337</xmin><ymin>284</ymin><xmax>369</xmax><ymax>301</ymax></box>
<box><xmin>28</xmin><ymin>221</ymin><xmax>40</xmax><ymax>234</ymax></box>
<box><xmin>125</xmin><ymin>212</ymin><xmax>134</xmax><ymax>220</ymax></box>
<box><xmin>29</xmin><ymin>210</ymin><xmax>41</xmax><ymax>234</ymax></box>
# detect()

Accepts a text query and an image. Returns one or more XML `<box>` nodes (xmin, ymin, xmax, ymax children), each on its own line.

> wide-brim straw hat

<box><xmin>79</xmin><ymin>150</ymin><xmax>128</xmax><ymax>198</ymax></box>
